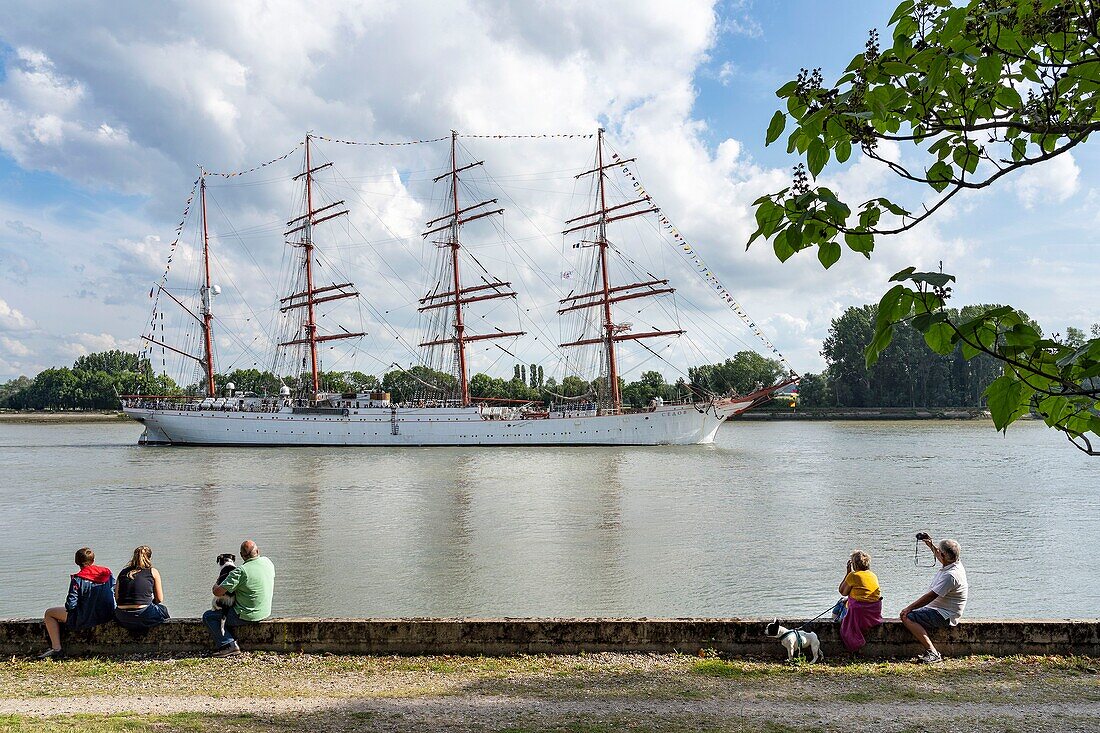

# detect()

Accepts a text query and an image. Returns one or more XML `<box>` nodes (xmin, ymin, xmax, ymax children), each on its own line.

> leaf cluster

<box><xmin>750</xmin><ymin>0</ymin><xmax>1100</xmax><ymax>269</ymax></box>
<box><xmin>869</xmin><ymin>267</ymin><xmax>1100</xmax><ymax>454</ymax></box>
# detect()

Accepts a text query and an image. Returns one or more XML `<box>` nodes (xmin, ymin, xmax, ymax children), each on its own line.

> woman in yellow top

<box><xmin>838</xmin><ymin>550</ymin><xmax>883</xmax><ymax>652</ymax></box>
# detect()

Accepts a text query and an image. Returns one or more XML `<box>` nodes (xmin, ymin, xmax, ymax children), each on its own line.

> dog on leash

<box><xmin>764</xmin><ymin>619</ymin><xmax>823</xmax><ymax>663</ymax></box>
<box><xmin>211</xmin><ymin>553</ymin><xmax>237</xmax><ymax>610</ymax></box>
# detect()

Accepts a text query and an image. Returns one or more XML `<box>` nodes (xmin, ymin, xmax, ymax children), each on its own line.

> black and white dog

<box><xmin>764</xmin><ymin>619</ymin><xmax>823</xmax><ymax>663</ymax></box>
<box><xmin>212</xmin><ymin>553</ymin><xmax>237</xmax><ymax>610</ymax></box>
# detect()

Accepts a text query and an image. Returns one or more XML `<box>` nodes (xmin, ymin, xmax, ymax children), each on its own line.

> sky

<box><xmin>0</xmin><ymin>0</ymin><xmax>1097</xmax><ymax>383</ymax></box>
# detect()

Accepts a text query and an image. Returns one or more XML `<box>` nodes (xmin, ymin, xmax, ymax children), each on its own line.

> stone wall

<box><xmin>3</xmin><ymin>618</ymin><xmax>1098</xmax><ymax>659</ymax></box>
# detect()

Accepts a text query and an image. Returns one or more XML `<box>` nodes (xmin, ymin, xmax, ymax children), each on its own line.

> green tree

<box><xmin>819</xmin><ymin>303</ymin><xmax>1027</xmax><ymax>408</ymax></box>
<box><xmin>795</xmin><ymin>372</ymin><xmax>831</xmax><ymax>407</ymax></box>
<box><xmin>688</xmin><ymin>352</ymin><xmax>784</xmax><ymax>398</ymax></box>
<box><xmin>621</xmin><ymin>370</ymin><xmax>676</xmax><ymax>408</ymax></box>
<box><xmin>218</xmin><ymin>369</ymin><xmax>283</xmax><ymax>395</ymax></box>
<box><xmin>1065</xmin><ymin>326</ymin><xmax>1087</xmax><ymax>348</ymax></box>
<box><xmin>0</xmin><ymin>376</ymin><xmax>32</xmax><ymax>407</ymax></box>
<box><xmin>749</xmin><ymin>0</ymin><xmax>1100</xmax><ymax>454</ymax></box>
<box><xmin>822</xmin><ymin>307</ymin><xmax>875</xmax><ymax>406</ymax></box>
<box><xmin>559</xmin><ymin>375</ymin><xmax>591</xmax><ymax>398</ymax></box>
<box><xmin>73</xmin><ymin>350</ymin><xmax>149</xmax><ymax>376</ymax></box>
<box><xmin>346</xmin><ymin>372</ymin><xmax>380</xmax><ymax>391</ymax></box>
<box><xmin>382</xmin><ymin>366</ymin><xmax>456</xmax><ymax>403</ymax></box>
<box><xmin>469</xmin><ymin>373</ymin><xmax>508</xmax><ymax>399</ymax></box>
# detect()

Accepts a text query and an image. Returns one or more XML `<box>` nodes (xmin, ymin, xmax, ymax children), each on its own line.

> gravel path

<box><xmin>2</xmin><ymin>654</ymin><xmax>1097</xmax><ymax>732</ymax></box>
<box><xmin>3</xmin><ymin>695</ymin><xmax>1099</xmax><ymax>732</ymax></box>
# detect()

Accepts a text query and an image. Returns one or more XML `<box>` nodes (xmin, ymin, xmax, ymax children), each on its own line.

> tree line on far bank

<box><xmin>796</xmin><ymin>304</ymin><xmax>1100</xmax><ymax>410</ymax></box>
<box><xmin>0</xmin><ymin>349</ymin><xmax>785</xmax><ymax>411</ymax></box>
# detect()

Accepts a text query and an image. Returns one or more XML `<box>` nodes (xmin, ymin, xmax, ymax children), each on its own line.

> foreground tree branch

<box><xmin>747</xmin><ymin>0</ymin><xmax>1100</xmax><ymax>452</ymax></box>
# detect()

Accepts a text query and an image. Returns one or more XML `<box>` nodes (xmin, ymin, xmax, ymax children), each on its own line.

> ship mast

<box><xmin>559</xmin><ymin>128</ymin><xmax>683</xmax><ymax>413</ymax></box>
<box><xmin>199</xmin><ymin>176</ymin><xmax>217</xmax><ymax>397</ymax></box>
<box><xmin>419</xmin><ymin>131</ymin><xmax>523</xmax><ymax>405</ymax></box>
<box><xmin>279</xmin><ymin>134</ymin><xmax>364</xmax><ymax>401</ymax></box>
<box><xmin>140</xmin><ymin>173</ymin><xmax>220</xmax><ymax>395</ymax></box>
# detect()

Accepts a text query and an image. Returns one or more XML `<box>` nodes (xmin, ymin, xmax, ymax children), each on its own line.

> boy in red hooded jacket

<box><xmin>38</xmin><ymin>547</ymin><xmax>116</xmax><ymax>659</ymax></box>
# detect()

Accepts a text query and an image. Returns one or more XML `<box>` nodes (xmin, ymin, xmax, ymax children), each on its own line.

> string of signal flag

<box><xmin>610</xmin><ymin>152</ymin><xmax>796</xmax><ymax>376</ymax></box>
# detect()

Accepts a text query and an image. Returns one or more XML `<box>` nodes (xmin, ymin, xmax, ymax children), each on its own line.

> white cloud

<box><xmin>1014</xmin><ymin>152</ymin><xmax>1080</xmax><ymax>209</ymax></box>
<box><xmin>0</xmin><ymin>334</ymin><xmax>32</xmax><ymax>358</ymax></box>
<box><xmin>0</xmin><ymin>297</ymin><xmax>34</xmax><ymax>331</ymax></box>
<box><xmin>0</xmin><ymin>0</ymin><xmax>1091</xmax><ymax>383</ymax></box>
<box><xmin>716</xmin><ymin>61</ymin><xmax>736</xmax><ymax>86</ymax></box>
<box><xmin>63</xmin><ymin>332</ymin><xmax>142</xmax><ymax>359</ymax></box>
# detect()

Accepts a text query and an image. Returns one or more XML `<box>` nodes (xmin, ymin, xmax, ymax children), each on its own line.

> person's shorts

<box><xmin>907</xmin><ymin>606</ymin><xmax>951</xmax><ymax>632</ymax></box>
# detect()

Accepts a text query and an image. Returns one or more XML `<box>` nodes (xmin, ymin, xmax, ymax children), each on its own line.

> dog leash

<box><xmin>792</xmin><ymin>600</ymin><xmax>842</xmax><ymax>631</ymax></box>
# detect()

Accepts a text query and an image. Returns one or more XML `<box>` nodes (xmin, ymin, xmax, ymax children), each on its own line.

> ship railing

<box><xmin>120</xmin><ymin>396</ymin><xmax>285</xmax><ymax>414</ymax></box>
<box><xmin>544</xmin><ymin>398</ymin><xmax>696</xmax><ymax>416</ymax></box>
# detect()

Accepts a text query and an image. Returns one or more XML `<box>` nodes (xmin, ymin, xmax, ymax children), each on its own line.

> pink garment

<box><xmin>840</xmin><ymin>597</ymin><xmax>883</xmax><ymax>652</ymax></box>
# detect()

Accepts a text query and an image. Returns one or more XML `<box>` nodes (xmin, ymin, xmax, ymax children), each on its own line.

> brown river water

<box><xmin>1</xmin><ymin>419</ymin><xmax>1096</xmax><ymax>619</ymax></box>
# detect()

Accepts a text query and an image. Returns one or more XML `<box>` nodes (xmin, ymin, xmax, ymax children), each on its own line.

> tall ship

<box><xmin>123</xmin><ymin>130</ymin><xmax>796</xmax><ymax>446</ymax></box>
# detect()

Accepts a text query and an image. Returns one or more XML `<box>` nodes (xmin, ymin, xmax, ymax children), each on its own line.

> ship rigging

<box><xmin>125</xmin><ymin>129</ymin><xmax>797</xmax><ymax>446</ymax></box>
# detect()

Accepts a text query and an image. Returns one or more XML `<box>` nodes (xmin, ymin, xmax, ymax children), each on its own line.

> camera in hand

<box><xmin>915</xmin><ymin>532</ymin><xmax>931</xmax><ymax>541</ymax></box>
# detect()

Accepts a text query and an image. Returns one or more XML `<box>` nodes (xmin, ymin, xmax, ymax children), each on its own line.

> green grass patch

<box><xmin>0</xmin><ymin>713</ymin><xmax>263</xmax><ymax>732</ymax></box>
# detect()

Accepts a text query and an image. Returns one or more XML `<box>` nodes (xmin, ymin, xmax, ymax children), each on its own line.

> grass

<box><xmin>0</xmin><ymin>713</ymin><xmax>262</xmax><ymax>732</ymax></box>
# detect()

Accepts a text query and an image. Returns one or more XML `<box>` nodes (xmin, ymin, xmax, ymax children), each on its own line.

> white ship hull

<box><xmin>123</xmin><ymin>399</ymin><xmax>752</xmax><ymax>447</ymax></box>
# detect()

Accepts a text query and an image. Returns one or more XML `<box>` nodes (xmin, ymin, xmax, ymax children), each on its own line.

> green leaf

<box><xmin>876</xmin><ymin>198</ymin><xmax>910</xmax><ymax>217</ymax></box>
<box><xmin>807</xmin><ymin>139</ymin><xmax>829</xmax><ymax>178</ymax></box>
<box><xmin>909</xmin><ymin>271</ymin><xmax>956</xmax><ymax>288</ymax></box>
<box><xmin>865</xmin><ymin>325</ymin><xmax>895</xmax><ymax>368</ymax></box>
<box><xmin>765</xmin><ymin>110</ymin><xmax>786</xmax><ymax>146</ymax></box>
<box><xmin>995</xmin><ymin>85</ymin><xmax>1022</xmax><ymax>109</ymax></box>
<box><xmin>984</xmin><ymin>375</ymin><xmax>1033</xmax><ymax>432</ymax></box>
<box><xmin>844</xmin><ymin>231</ymin><xmax>874</xmax><ymax>256</ymax></box>
<box><xmin>922</xmin><ymin>322</ymin><xmax>955</xmax><ymax>355</ymax></box>
<box><xmin>817</xmin><ymin>241</ymin><xmax>842</xmax><ymax>269</ymax></box>
<box><xmin>773</xmin><ymin>230</ymin><xmax>795</xmax><ymax>262</ymax></box>
<box><xmin>926</xmin><ymin>160</ymin><xmax>953</xmax><ymax>192</ymax></box>
<box><xmin>890</xmin><ymin>266</ymin><xmax>916</xmax><ymax>282</ymax></box>
<box><xmin>976</xmin><ymin>54</ymin><xmax>1001</xmax><ymax>83</ymax></box>
<box><xmin>881</xmin><ymin>60</ymin><xmax>917</xmax><ymax>76</ymax></box>
<box><xmin>888</xmin><ymin>0</ymin><xmax>915</xmax><ymax>25</ymax></box>
<box><xmin>876</xmin><ymin>283</ymin><xmax>913</xmax><ymax>325</ymax></box>
<box><xmin>835</xmin><ymin>138</ymin><xmax>852</xmax><ymax>163</ymax></box>
<box><xmin>776</xmin><ymin>80</ymin><xmax>798</xmax><ymax>98</ymax></box>
<box><xmin>858</xmin><ymin>205</ymin><xmax>882</xmax><ymax>228</ymax></box>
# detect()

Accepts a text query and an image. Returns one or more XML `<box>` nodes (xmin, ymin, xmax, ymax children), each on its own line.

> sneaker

<box><xmin>36</xmin><ymin>648</ymin><xmax>61</xmax><ymax>661</ymax></box>
<box><xmin>211</xmin><ymin>641</ymin><xmax>241</xmax><ymax>658</ymax></box>
<box><xmin>913</xmin><ymin>650</ymin><xmax>943</xmax><ymax>664</ymax></box>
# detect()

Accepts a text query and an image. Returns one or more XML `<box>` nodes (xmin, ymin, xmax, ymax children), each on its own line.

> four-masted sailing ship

<box><xmin>123</xmin><ymin>130</ymin><xmax>796</xmax><ymax>446</ymax></box>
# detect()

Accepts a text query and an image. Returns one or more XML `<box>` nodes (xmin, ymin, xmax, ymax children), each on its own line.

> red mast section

<box><xmin>279</xmin><ymin>134</ymin><xmax>364</xmax><ymax>401</ymax></box>
<box><xmin>559</xmin><ymin>128</ymin><xmax>682</xmax><ymax>413</ymax></box>
<box><xmin>419</xmin><ymin>131</ymin><xmax>524</xmax><ymax>406</ymax></box>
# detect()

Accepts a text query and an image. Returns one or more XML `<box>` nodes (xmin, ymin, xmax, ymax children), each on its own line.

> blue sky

<box><xmin>0</xmin><ymin>0</ymin><xmax>1096</xmax><ymax>381</ymax></box>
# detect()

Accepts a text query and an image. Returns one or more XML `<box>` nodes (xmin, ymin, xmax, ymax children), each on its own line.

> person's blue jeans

<box><xmin>115</xmin><ymin>603</ymin><xmax>171</xmax><ymax>632</ymax></box>
<box><xmin>202</xmin><ymin>605</ymin><xmax>251</xmax><ymax>648</ymax></box>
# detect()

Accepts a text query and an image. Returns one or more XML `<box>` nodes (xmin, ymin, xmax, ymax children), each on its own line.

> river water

<box><xmin>1</xmin><ymin>419</ymin><xmax>1096</xmax><ymax>620</ymax></box>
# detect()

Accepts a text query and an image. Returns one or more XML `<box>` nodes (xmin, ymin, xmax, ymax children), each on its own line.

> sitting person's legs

<box><xmin>203</xmin><ymin>605</ymin><xmax>248</xmax><ymax>651</ymax></box>
<box><xmin>203</xmin><ymin>606</ymin><xmax>232</xmax><ymax>647</ymax></box>
<box><xmin>902</xmin><ymin>606</ymin><xmax>948</xmax><ymax>653</ymax></box>
<box><xmin>43</xmin><ymin>607</ymin><xmax>67</xmax><ymax>653</ymax></box>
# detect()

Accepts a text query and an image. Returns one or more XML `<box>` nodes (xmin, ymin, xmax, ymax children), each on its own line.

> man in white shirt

<box><xmin>900</xmin><ymin>536</ymin><xmax>968</xmax><ymax>664</ymax></box>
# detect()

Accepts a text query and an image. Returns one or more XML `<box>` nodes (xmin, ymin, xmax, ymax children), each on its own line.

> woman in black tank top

<box><xmin>114</xmin><ymin>546</ymin><xmax>170</xmax><ymax>632</ymax></box>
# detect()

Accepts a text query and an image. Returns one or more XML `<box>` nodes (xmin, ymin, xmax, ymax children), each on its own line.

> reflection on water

<box><xmin>0</xmin><ymin>420</ymin><xmax>1096</xmax><ymax>619</ymax></box>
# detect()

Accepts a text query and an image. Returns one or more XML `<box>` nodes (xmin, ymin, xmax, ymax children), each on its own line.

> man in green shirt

<box><xmin>202</xmin><ymin>540</ymin><xmax>275</xmax><ymax>656</ymax></box>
